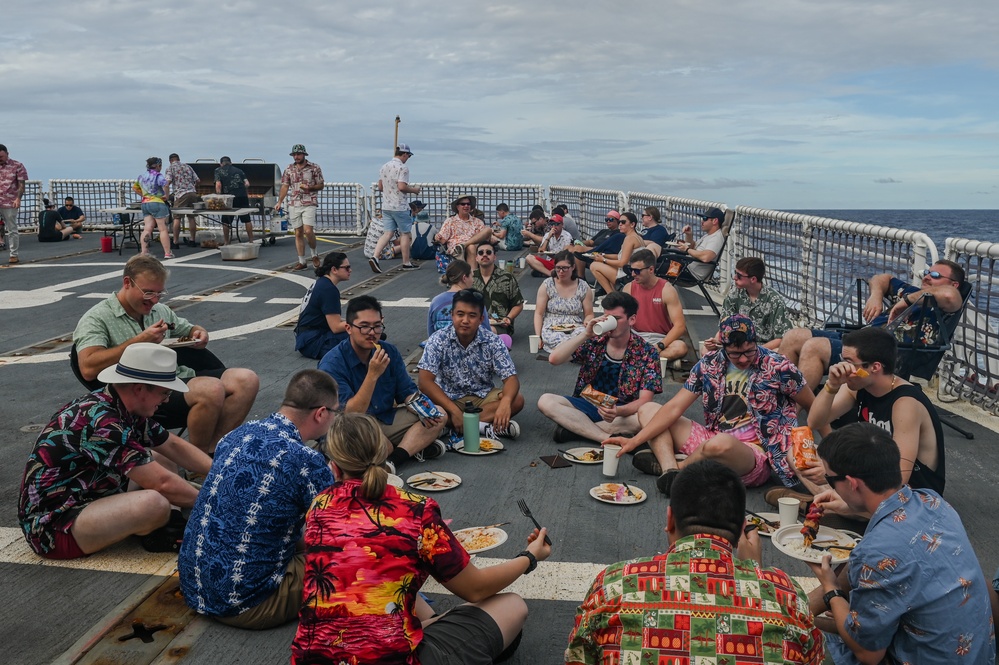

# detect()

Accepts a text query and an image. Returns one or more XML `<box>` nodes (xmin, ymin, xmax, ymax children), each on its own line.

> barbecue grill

<box><xmin>189</xmin><ymin>159</ymin><xmax>282</xmax><ymax>212</ymax></box>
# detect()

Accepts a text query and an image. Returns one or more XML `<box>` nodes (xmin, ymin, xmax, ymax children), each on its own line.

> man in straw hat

<box><xmin>434</xmin><ymin>194</ymin><xmax>492</xmax><ymax>264</ymax></box>
<box><xmin>275</xmin><ymin>144</ymin><xmax>325</xmax><ymax>270</ymax></box>
<box><xmin>18</xmin><ymin>343</ymin><xmax>211</xmax><ymax>559</ymax></box>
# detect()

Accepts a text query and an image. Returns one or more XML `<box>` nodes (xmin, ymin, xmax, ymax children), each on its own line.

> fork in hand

<box><xmin>517</xmin><ymin>498</ymin><xmax>553</xmax><ymax>545</ymax></box>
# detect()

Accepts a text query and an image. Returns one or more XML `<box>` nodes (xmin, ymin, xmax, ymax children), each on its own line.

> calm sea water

<box><xmin>791</xmin><ymin>210</ymin><xmax>999</xmax><ymax>250</ymax></box>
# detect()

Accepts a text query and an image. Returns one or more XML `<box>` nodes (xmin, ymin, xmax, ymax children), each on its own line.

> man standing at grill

<box><xmin>214</xmin><ymin>156</ymin><xmax>254</xmax><ymax>247</ymax></box>
<box><xmin>167</xmin><ymin>154</ymin><xmax>201</xmax><ymax>249</ymax></box>
<box><xmin>371</xmin><ymin>143</ymin><xmax>421</xmax><ymax>272</ymax></box>
<box><xmin>276</xmin><ymin>145</ymin><xmax>324</xmax><ymax>270</ymax></box>
<box><xmin>0</xmin><ymin>144</ymin><xmax>28</xmax><ymax>264</ymax></box>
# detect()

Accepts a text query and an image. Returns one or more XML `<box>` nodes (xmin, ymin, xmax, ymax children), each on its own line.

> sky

<box><xmin>4</xmin><ymin>0</ymin><xmax>998</xmax><ymax>210</ymax></box>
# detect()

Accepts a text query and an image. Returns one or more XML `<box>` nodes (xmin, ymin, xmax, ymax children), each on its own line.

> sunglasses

<box><xmin>922</xmin><ymin>269</ymin><xmax>952</xmax><ymax>280</ymax></box>
<box><xmin>733</xmin><ymin>271</ymin><xmax>749</xmax><ymax>279</ymax></box>
<box><xmin>477</xmin><ymin>250</ymin><xmax>494</xmax><ymax>256</ymax></box>
<box><xmin>458</xmin><ymin>201</ymin><xmax>472</xmax><ymax>206</ymax></box>
<box><xmin>456</xmin><ymin>289</ymin><xmax>484</xmax><ymax>302</ymax></box>
<box><xmin>604</xmin><ymin>217</ymin><xmax>617</xmax><ymax>223</ymax></box>
<box><xmin>824</xmin><ymin>474</ymin><xmax>848</xmax><ymax>486</ymax></box>
<box><xmin>625</xmin><ymin>266</ymin><xmax>651</xmax><ymax>276</ymax></box>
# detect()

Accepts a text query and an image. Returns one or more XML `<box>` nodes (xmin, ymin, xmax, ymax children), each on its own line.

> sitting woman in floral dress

<box><xmin>534</xmin><ymin>250</ymin><xmax>594</xmax><ymax>352</ymax></box>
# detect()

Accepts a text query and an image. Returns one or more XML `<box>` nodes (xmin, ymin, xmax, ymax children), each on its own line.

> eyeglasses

<box><xmin>304</xmin><ymin>404</ymin><xmax>338</xmax><ymax>413</ymax></box>
<box><xmin>724</xmin><ymin>346</ymin><xmax>758</xmax><ymax>360</ymax></box>
<box><xmin>477</xmin><ymin>250</ymin><xmax>494</xmax><ymax>256</ymax></box>
<box><xmin>458</xmin><ymin>201</ymin><xmax>471</xmax><ymax>206</ymax></box>
<box><xmin>626</xmin><ymin>266</ymin><xmax>651</xmax><ymax>276</ymax></box>
<box><xmin>642</xmin><ymin>213</ymin><xmax>652</xmax><ymax>218</ymax></box>
<box><xmin>352</xmin><ymin>323</ymin><xmax>386</xmax><ymax>335</ymax></box>
<box><xmin>338</xmin><ymin>265</ymin><xmax>352</xmax><ymax>271</ymax></box>
<box><xmin>129</xmin><ymin>279</ymin><xmax>168</xmax><ymax>301</ymax></box>
<box><xmin>605</xmin><ymin>217</ymin><xmax>617</xmax><ymax>223</ymax></box>
<box><xmin>922</xmin><ymin>268</ymin><xmax>953</xmax><ymax>280</ymax></box>
<box><xmin>554</xmin><ymin>265</ymin><xmax>573</xmax><ymax>272</ymax></box>
<box><xmin>550</xmin><ymin>222</ymin><xmax>563</xmax><ymax>226</ymax></box>
<box><xmin>733</xmin><ymin>271</ymin><xmax>749</xmax><ymax>279</ymax></box>
<box><xmin>824</xmin><ymin>473</ymin><xmax>848</xmax><ymax>486</ymax></box>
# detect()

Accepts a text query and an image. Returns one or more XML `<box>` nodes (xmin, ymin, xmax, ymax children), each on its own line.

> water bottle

<box><xmin>462</xmin><ymin>401</ymin><xmax>482</xmax><ymax>453</ymax></box>
<box><xmin>277</xmin><ymin>208</ymin><xmax>288</xmax><ymax>231</ymax></box>
<box><xmin>113</xmin><ymin>213</ymin><xmax>121</xmax><ymax>225</ymax></box>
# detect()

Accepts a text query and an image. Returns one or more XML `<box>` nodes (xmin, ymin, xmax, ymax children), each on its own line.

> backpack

<box><xmin>410</xmin><ymin>221</ymin><xmax>438</xmax><ymax>261</ymax></box>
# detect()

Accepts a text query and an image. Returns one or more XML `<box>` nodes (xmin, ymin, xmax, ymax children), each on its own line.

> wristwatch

<box><xmin>517</xmin><ymin>550</ymin><xmax>538</xmax><ymax>574</ymax></box>
<box><xmin>823</xmin><ymin>589</ymin><xmax>848</xmax><ymax>610</ymax></box>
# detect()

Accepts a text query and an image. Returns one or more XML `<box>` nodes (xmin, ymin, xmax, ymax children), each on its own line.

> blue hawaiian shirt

<box><xmin>418</xmin><ymin>325</ymin><xmax>517</xmax><ymax>400</ymax></box>
<box><xmin>840</xmin><ymin>486</ymin><xmax>995</xmax><ymax>664</ymax></box>
<box><xmin>684</xmin><ymin>347</ymin><xmax>805</xmax><ymax>486</ymax></box>
<box><xmin>178</xmin><ymin>412</ymin><xmax>335</xmax><ymax>618</ymax></box>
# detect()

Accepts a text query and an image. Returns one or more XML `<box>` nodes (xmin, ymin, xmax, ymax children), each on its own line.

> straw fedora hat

<box><xmin>450</xmin><ymin>194</ymin><xmax>478</xmax><ymax>214</ymax></box>
<box><xmin>97</xmin><ymin>343</ymin><xmax>190</xmax><ymax>392</ymax></box>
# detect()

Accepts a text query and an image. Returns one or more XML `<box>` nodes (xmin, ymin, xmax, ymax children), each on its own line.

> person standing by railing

<box><xmin>0</xmin><ymin>143</ymin><xmax>28</xmax><ymax>265</ymax></box>
<box><xmin>372</xmin><ymin>143</ymin><xmax>421</xmax><ymax>272</ymax></box>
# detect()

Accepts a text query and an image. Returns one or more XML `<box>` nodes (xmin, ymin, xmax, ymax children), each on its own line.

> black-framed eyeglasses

<box><xmin>824</xmin><ymin>473</ymin><xmax>848</xmax><ymax>486</ymax></box>
<box><xmin>352</xmin><ymin>323</ymin><xmax>386</xmax><ymax>335</ymax></box>
<box><xmin>338</xmin><ymin>264</ymin><xmax>352</xmax><ymax>271</ymax></box>
<box><xmin>922</xmin><ymin>269</ymin><xmax>952</xmax><ymax>280</ymax></box>
<box><xmin>724</xmin><ymin>346</ymin><xmax>759</xmax><ymax>361</ymax></box>
<box><xmin>476</xmin><ymin>249</ymin><xmax>494</xmax><ymax>256</ymax></box>
<box><xmin>554</xmin><ymin>265</ymin><xmax>573</xmax><ymax>272</ymax></box>
<box><xmin>456</xmin><ymin>289</ymin><xmax>484</xmax><ymax>302</ymax></box>
<box><xmin>626</xmin><ymin>266</ymin><xmax>651</xmax><ymax>276</ymax></box>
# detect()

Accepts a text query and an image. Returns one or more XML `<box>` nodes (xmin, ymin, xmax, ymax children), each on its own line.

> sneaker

<box><xmin>164</xmin><ymin>253</ymin><xmax>175</xmax><ymax>259</ymax></box>
<box><xmin>415</xmin><ymin>439</ymin><xmax>447</xmax><ymax>462</ymax></box>
<box><xmin>443</xmin><ymin>428</ymin><xmax>464</xmax><ymax>450</ymax></box>
<box><xmin>170</xmin><ymin>240</ymin><xmax>181</xmax><ymax>250</ymax></box>
<box><xmin>400</xmin><ymin>262</ymin><xmax>420</xmax><ymax>271</ymax></box>
<box><xmin>655</xmin><ymin>468</ymin><xmax>681</xmax><ymax>496</ymax></box>
<box><xmin>385</xmin><ymin>460</ymin><xmax>397</xmax><ymax>475</ymax></box>
<box><xmin>482</xmin><ymin>420</ymin><xmax>520</xmax><ymax>440</ymax></box>
<box><xmin>184</xmin><ymin>239</ymin><xmax>198</xmax><ymax>247</ymax></box>
<box><xmin>368</xmin><ymin>257</ymin><xmax>382</xmax><ymax>273</ymax></box>
<box><xmin>632</xmin><ymin>450</ymin><xmax>663</xmax><ymax>476</ymax></box>
<box><xmin>312</xmin><ymin>255</ymin><xmax>321</xmax><ymax>269</ymax></box>
<box><xmin>552</xmin><ymin>425</ymin><xmax>576</xmax><ymax>444</ymax></box>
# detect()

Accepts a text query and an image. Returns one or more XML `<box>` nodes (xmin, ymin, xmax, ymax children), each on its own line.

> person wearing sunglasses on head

<box><xmin>779</xmin><ymin>260</ymin><xmax>966</xmax><ymax>390</ymax></box>
<box><xmin>472</xmin><ymin>243</ymin><xmax>525</xmax><ymax>336</ymax></box>
<box><xmin>419</xmin><ymin>288</ymin><xmax>525</xmax><ymax>441</ymax></box>
<box><xmin>604</xmin><ymin>315</ymin><xmax>815</xmax><ymax>497</ymax></box>
<box><xmin>622</xmin><ymin>248</ymin><xmax>688</xmax><ymax>363</ymax></box>
<box><xmin>295</xmin><ymin>252</ymin><xmax>351</xmax><ymax>359</ymax></box>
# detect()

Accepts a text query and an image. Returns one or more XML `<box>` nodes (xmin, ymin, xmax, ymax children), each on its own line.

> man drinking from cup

<box><xmin>538</xmin><ymin>291</ymin><xmax>661</xmax><ymax>445</ymax></box>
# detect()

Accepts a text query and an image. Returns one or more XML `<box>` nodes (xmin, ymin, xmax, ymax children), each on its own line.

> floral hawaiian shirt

<box><xmin>571</xmin><ymin>331</ymin><xmax>662</xmax><ymax>404</ymax></box>
<box><xmin>566</xmin><ymin>534</ymin><xmax>824</xmax><ymax>665</ymax></box>
<box><xmin>684</xmin><ymin>347</ymin><xmax>805</xmax><ymax>486</ymax></box>
<box><xmin>541</xmin><ymin>228</ymin><xmax>572</xmax><ymax>254</ymax></box>
<box><xmin>472</xmin><ymin>269</ymin><xmax>525</xmax><ymax>331</ymax></box>
<box><xmin>837</xmin><ymin>486</ymin><xmax>995</xmax><ymax>664</ymax></box>
<box><xmin>0</xmin><ymin>157</ymin><xmax>28</xmax><ymax>208</ymax></box>
<box><xmin>379</xmin><ymin>157</ymin><xmax>411</xmax><ymax>211</ymax></box>
<box><xmin>437</xmin><ymin>215</ymin><xmax>485</xmax><ymax>253</ymax></box>
<box><xmin>213</xmin><ymin>164</ymin><xmax>248</xmax><ymax>197</ymax></box>
<box><xmin>721</xmin><ymin>285</ymin><xmax>794</xmax><ymax>343</ymax></box>
<box><xmin>18</xmin><ymin>386</ymin><xmax>169</xmax><ymax>555</ymax></box>
<box><xmin>418</xmin><ymin>325</ymin><xmax>517</xmax><ymax>400</ymax></box>
<box><xmin>166</xmin><ymin>161</ymin><xmax>199</xmax><ymax>196</ymax></box>
<box><xmin>281</xmin><ymin>160</ymin><xmax>324</xmax><ymax>207</ymax></box>
<box><xmin>291</xmin><ymin>479</ymin><xmax>470</xmax><ymax>665</ymax></box>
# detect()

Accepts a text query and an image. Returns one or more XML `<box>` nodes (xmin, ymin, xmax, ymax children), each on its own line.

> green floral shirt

<box><xmin>721</xmin><ymin>285</ymin><xmax>793</xmax><ymax>343</ymax></box>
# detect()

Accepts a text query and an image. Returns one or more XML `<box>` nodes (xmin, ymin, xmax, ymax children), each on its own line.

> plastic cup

<box><xmin>660</xmin><ymin>358</ymin><xmax>669</xmax><ymax>376</ymax></box>
<box><xmin>778</xmin><ymin>497</ymin><xmax>800</xmax><ymax>527</ymax></box>
<box><xmin>100</xmin><ymin>236</ymin><xmax>113</xmax><ymax>253</ymax></box>
<box><xmin>529</xmin><ymin>335</ymin><xmax>541</xmax><ymax>354</ymax></box>
<box><xmin>517</xmin><ymin>257</ymin><xmax>526</xmax><ymax>269</ymax></box>
<box><xmin>592</xmin><ymin>316</ymin><xmax>618</xmax><ymax>335</ymax></box>
<box><xmin>497</xmin><ymin>259</ymin><xmax>507</xmax><ymax>269</ymax></box>
<box><xmin>602</xmin><ymin>444</ymin><xmax>622</xmax><ymax>476</ymax></box>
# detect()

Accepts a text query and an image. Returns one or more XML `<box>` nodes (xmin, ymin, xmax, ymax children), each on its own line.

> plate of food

<box><xmin>549</xmin><ymin>323</ymin><xmax>581</xmax><ymax>333</ymax></box>
<box><xmin>454</xmin><ymin>527</ymin><xmax>509</xmax><ymax>554</ymax></box>
<box><xmin>161</xmin><ymin>336</ymin><xmax>199</xmax><ymax>348</ymax></box>
<box><xmin>744</xmin><ymin>511</ymin><xmax>781</xmax><ymax>537</ymax></box>
<box><xmin>771</xmin><ymin>525</ymin><xmax>858</xmax><ymax>563</ymax></box>
<box><xmin>453</xmin><ymin>439</ymin><xmax>504</xmax><ymax>455</ymax></box>
<box><xmin>589</xmin><ymin>483</ymin><xmax>647</xmax><ymax>505</ymax></box>
<box><xmin>562</xmin><ymin>447</ymin><xmax>604</xmax><ymax>464</ymax></box>
<box><xmin>387</xmin><ymin>474</ymin><xmax>404</xmax><ymax>489</ymax></box>
<box><xmin>406</xmin><ymin>471</ymin><xmax>462</xmax><ymax>491</ymax></box>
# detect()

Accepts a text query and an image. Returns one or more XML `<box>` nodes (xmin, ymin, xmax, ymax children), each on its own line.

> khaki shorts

<box><xmin>288</xmin><ymin>205</ymin><xmax>317</xmax><ymax>229</ymax></box>
<box><xmin>173</xmin><ymin>192</ymin><xmax>201</xmax><ymax>209</ymax></box>
<box><xmin>455</xmin><ymin>387</ymin><xmax>503</xmax><ymax>410</ymax></box>
<box><xmin>215</xmin><ymin>553</ymin><xmax>305</xmax><ymax>630</ymax></box>
<box><xmin>380</xmin><ymin>407</ymin><xmax>421</xmax><ymax>445</ymax></box>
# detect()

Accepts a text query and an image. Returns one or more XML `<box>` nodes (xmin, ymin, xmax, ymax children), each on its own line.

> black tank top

<box><xmin>855</xmin><ymin>383</ymin><xmax>945</xmax><ymax>494</ymax></box>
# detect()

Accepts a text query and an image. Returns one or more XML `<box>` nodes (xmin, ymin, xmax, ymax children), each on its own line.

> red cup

<box><xmin>100</xmin><ymin>236</ymin><xmax>113</xmax><ymax>253</ymax></box>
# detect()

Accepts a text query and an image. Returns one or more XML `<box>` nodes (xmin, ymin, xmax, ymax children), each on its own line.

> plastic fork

<box><xmin>517</xmin><ymin>499</ymin><xmax>553</xmax><ymax>545</ymax></box>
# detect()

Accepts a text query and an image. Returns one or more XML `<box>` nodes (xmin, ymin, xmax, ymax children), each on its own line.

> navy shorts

<box><xmin>809</xmin><ymin>328</ymin><xmax>844</xmax><ymax>365</ymax></box>
<box><xmin>565</xmin><ymin>395</ymin><xmax>602</xmax><ymax>422</ymax></box>
<box><xmin>418</xmin><ymin>604</ymin><xmax>505</xmax><ymax>665</ymax></box>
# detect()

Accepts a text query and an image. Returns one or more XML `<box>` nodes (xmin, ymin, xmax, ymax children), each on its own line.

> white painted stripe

<box><xmin>266</xmin><ymin>298</ymin><xmax>303</xmax><ymax>305</ymax></box>
<box><xmin>170</xmin><ymin>293</ymin><xmax>256</xmax><ymax>303</ymax></box>
<box><xmin>0</xmin><ymin>525</ymin><xmax>820</xmax><ymax>602</ymax></box>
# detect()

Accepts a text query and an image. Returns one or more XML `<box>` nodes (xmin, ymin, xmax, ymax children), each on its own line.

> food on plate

<box><xmin>479</xmin><ymin>439</ymin><xmax>497</xmax><ymax>452</ymax></box>
<box><xmin>579</xmin><ymin>449</ymin><xmax>603</xmax><ymax>462</ymax></box>
<box><xmin>455</xmin><ymin>529</ymin><xmax>501</xmax><ymax>552</ymax></box>
<box><xmin>801</xmin><ymin>502</ymin><xmax>824</xmax><ymax>547</ymax></box>
<box><xmin>791</xmin><ymin>426</ymin><xmax>820</xmax><ymax>469</ymax></box>
<box><xmin>745</xmin><ymin>515</ymin><xmax>776</xmax><ymax>535</ymax></box>
<box><xmin>595</xmin><ymin>483</ymin><xmax>639</xmax><ymax>502</ymax></box>
<box><xmin>176</xmin><ymin>335</ymin><xmax>194</xmax><ymax>343</ymax></box>
<box><xmin>581</xmin><ymin>384</ymin><xmax>618</xmax><ymax>408</ymax></box>
<box><xmin>549</xmin><ymin>323</ymin><xmax>580</xmax><ymax>332</ymax></box>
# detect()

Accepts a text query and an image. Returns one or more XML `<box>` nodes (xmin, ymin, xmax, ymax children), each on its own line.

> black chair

<box><xmin>653</xmin><ymin>210</ymin><xmax>733</xmax><ymax>317</ymax></box>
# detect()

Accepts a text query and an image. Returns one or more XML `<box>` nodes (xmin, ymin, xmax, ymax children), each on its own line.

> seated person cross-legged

<box><xmin>535</xmin><ymin>250</ymin><xmax>594</xmax><ymax>352</ymax></box>
<box><xmin>778</xmin><ymin>260</ymin><xmax>966</xmax><ymax>390</ymax></box>
<box><xmin>290</xmin><ymin>412</ymin><xmax>552</xmax><ymax>664</ymax></box>
<box><xmin>418</xmin><ymin>288</ymin><xmax>525</xmax><ymax>444</ymax></box>
<box><xmin>319</xmin><ymin>295</ymin><xmax>447</xmax><ymax>473</ymax></box>
<box><xmin>538</xmin><ymin>291</ymin><xmax>661</xmax><ymax>444</ymax></box>
<box><xmin>73</xmin><ymin>255</ymin><xmax>259</xmax><ymax>454</ymax></box>
<box><xmin>38</xmin><ymin>198</ymin><xmax>82</xmax><ymax>241</ymax></box>
<box><xmin>774</xmin><ymin>327</ymin><xmax>946</xmax><ymax>516</ymax></box>
<box><xmin>605</xmin><ymin>315</ymin><xmax>814</xmax><ymax>497</ymax></box>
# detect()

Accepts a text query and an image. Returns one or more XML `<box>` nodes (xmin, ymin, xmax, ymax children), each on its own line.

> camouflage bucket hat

<box><xmin>290</xmin><ymin>144</ymin><xmax>308</xmax><ymax>156</ymax></box>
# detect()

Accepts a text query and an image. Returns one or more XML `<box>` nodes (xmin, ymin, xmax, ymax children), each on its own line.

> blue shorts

<box><xmin>383</xmin><ymin>209</ymin><xmax>413</xmax><ymax>234</ymax></box>
<box><xmin>810</xmin><ymin>328</ymin><xmax>843</xmax><ymax>365</ymax></box>
<box><xmin>565</xmin><ymin>396</ymin><xmax>602</xmax><ymax>422</ymax></box>
<box><xmin>141</xmin><ymin>202</ymin><xmax>170</xmax><ymax>219</ymax></box>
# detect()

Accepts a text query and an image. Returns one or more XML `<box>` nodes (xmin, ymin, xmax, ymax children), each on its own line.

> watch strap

<box><xmin>517</xmin><ymin>550</ymin><xmax>538</xmax><ymax>574</ymax></box>
<box><xmin>823</xmin><ymin>588</ymin><xmax>847</xmax><ymax>610</ymax></box>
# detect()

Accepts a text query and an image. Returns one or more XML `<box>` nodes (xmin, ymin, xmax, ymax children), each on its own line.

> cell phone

<box><xmin>539</xmin><ymin>455</ymin><xmax>571</xmax><ymax>469</ymax></box>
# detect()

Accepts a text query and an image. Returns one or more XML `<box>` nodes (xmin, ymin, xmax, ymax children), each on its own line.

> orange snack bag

<box><xmin>853</xmin><ymin>367</ymin><xmax>869</xmax><ymax>378</ymax></box>
<box><xmin>791</xmin><ymin>426</ymin><xmax>820</xmax><ymax>469</ymax></box>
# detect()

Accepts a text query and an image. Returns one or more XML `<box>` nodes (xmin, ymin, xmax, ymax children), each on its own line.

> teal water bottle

<box><xmin>463</xmin><ymin>401</ymin><xmax>482</xmax><ymax>453</ymax></box>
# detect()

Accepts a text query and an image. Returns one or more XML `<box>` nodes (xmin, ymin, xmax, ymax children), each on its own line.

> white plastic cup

<box><xmin>529</xmin><ymin>335</ymin><xmax>541</xmax><ymax>354</ymax></box>
<box><xmin>592</xmin><ymin>316</ymin><xmax>618</xmax><ymax>336</ymax></box>
<box><xmin>660</xmin><ymin>358</ymin><xmax>669</xmax><ymax>376</ymax></box>
<box><xmin>517</xmin><ymin>257</ymin><xmax>526</xmax><ymax>269</ymax></box>
<box><xmin>497</xmin><ymin>259</ymin><xmax>507</xmax><ymax>269</ymax></box>
<box><xmin>778</xmin><ymin>497</ymin><xmax>800</xmax><ymax>527</ymax></box>
<box><xmin>602</xmin><ymin>444</ymin><xmax>622</xmax><ymax>476</ymax></box>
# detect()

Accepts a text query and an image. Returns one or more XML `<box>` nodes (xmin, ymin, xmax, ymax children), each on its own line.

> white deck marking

<box><xmin>266</xmin><ymin>298</ymin><xmax>303</xmax><ymax>305</ymax></box>
<box><xmin>0</xmin><ymin>526</ymin><xmax>820</xmax><ymax>600</ymax></box>
<box><xmin>170</xmin><ymin>293</ymin><xmax>256</xmax><ymax>303</ymax></box>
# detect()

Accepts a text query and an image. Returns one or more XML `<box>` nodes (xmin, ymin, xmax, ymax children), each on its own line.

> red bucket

<box><xmin>100</xmin><ymin>236</ymin><xmax>113</xmax><ymax>253</ymax></box>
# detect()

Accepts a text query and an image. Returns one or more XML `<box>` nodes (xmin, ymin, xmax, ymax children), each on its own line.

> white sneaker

<box><xmin>481</xmin><ymin>420</ymin><xmax>520</xmax><ymax>440</ymax></box>
<box><xmin>385</xmin><ymin>460</ymin><xmax>396</xmax><ymax>475</ymax></box>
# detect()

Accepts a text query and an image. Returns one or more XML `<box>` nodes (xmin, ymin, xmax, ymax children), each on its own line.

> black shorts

<box><xmin>417</xmin><ymin>605</ymin><xmax>505</xmax><ymax>665</ymax></box>
<box><xmin>155</xmin><ymin>366</ymin><xmax>226</xmax><ymax>430</ymax></box>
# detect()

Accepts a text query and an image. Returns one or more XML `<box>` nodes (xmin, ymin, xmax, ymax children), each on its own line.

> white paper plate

<box><xmin>562</xmin><ymin>447</ymin><xmax>604</xmax><ymax>464</ymax></box>
<box><xmin>387</xmin><ymin>474</ymin><xmax>404</xmax><ymax>489</ymax></box>
<box><xmin>161</xmin><ymin>338</ymin><xmax>199</xmax><ymax>348</ymax></box>
<box><xmin>406</xmin><ymin>471</ymin><xmax>462</xmax><ymax>491</ymax></box>
<box><xmin>589</xmin><ymin>483</ymin><xmax>647</xmax><ymax>505</ymax></box>
<box><xmin>745</xmin><ymin>512</ymin><xmax>781</xmax><ymax>537</ymax></box>
<box><xmin>453</xmin><ymin>527</ymin><xmax>509</xmax><ymax>554</ymax></box>
<box><xmin>771</xmin><ymin>524</ymin><xmax>857</xmax><ymax>564</ymax></box>
<box><xmin>453</xmin><ymin>439</ymin><xmax>504</xmax><ymax>455</ymax></box>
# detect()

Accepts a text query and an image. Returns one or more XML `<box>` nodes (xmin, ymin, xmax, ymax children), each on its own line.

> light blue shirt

<box><xmin>418</xmin><ymin>325</ymin><xmax>516</xmax><ymax>400</ymax></box>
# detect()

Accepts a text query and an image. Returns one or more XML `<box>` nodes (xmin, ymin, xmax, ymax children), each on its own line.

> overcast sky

<box><xmin>4</xmin><ymin>0</ymin><xmax>997</xmax><ymax>209</ymax></box>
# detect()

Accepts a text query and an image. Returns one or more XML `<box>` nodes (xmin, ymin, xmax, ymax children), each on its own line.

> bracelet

<box><xmin>823</xmin><ymin>589</ymin><xmax>848</xmax><ymax>611</ymax></box>
<box><xmin>824</xmin><ymin>383</ymin><xmax>839</xmax><ymax>395</ymax></box>
<box><xmin>517</xmin><ymin>550</ymin><xmax>538</xmax><ymax>574</ymax></box>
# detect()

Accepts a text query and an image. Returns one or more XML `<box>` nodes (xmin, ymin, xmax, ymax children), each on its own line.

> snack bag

<box><xmin>791</xmin><ymin>426</ymin><xmax>820</xmax><ymax>470</ymax></box>
<box><xmin>581</xmin><ymin>384</ymin><xmax>618</xmax><ymax>408</ymax></box>
<box><xmin>665</xmin><ymin>260</ymin><xmax>684</xmax><ymax>279</ymax></box>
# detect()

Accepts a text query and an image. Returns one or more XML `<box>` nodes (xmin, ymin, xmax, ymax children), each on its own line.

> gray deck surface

<box><xmin>2</xmin><ymin>232</ymin><xmax>997</xmax><ymax>664</ymax></box>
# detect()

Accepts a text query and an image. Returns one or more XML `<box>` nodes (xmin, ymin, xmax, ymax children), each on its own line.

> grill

<box><xmin>189</xmin><ymin>159</ymin><xmax>282</xmax><ymax>211</ymax></box>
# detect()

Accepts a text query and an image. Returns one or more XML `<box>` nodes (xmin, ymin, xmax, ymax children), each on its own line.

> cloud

<box><xmin>874</xmin><ymin>178</ymin><xmax>902</xmax><ymax>184</ymax></box>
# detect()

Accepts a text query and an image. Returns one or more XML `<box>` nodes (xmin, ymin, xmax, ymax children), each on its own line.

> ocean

<box><xmin>791</xmin><ymin>210</ymin><xmax>999</xmax><ymax>250</ymax></box>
